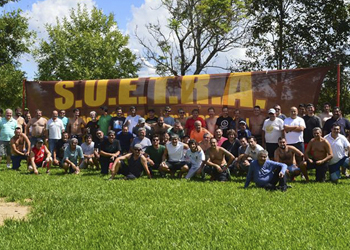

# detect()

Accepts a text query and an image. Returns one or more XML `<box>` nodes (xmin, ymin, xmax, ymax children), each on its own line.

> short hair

<box><xmin>203</xmin><ymin>132</ymin><xmax>211</xmax><ymax>138</ymax></box>
<box><xmin>278</xmin><ymin>137</ymin><xmax>285</xmax><ymax>142</ymax></box>
<box><xmin>222</xmin><ymin>106</ymin><xmax>228</xmax><ymax>111</ymax></box>
<box><xmin>313</xmin><ymin>127</ymin><xmax>322</xmax><ymax>133</ymax></box>
<box><xmin>258</xmin><ymin>150</ymin><xmax>268</xmax><ymax>157</ymax></box>
<box><xmin>188</xmin><ymin>139</ymin><xmax>198</xmax><ymax>147</ymax></box>
<box><xmin>254</xmin><ymin>105</ymin><xmax>261</xmax><ymax>109</ymax></box>
<box><xmin>298</xmin><ymin>103</ymin><xmax>305</xmax><ymax>108</ymax></box>
<box><xmin>226</xmin><ymin>129</ymin><xmax>236</xmax><ymax>137</ymax></box>
<box><xmin>332</xmin><ymin>123</ymin><xmax>341</xmax><ymax>129</ymax></box>
<box><xmin>247</xmin><ymin>136</ymin><xmax>256</xmax><ymax>142</ymax></box>
<box><xmin>73</xmin><ymin>108</ymin><xmax>79</xmax><ymax>112</ymax></box>
<box><xmin>306</xmin><ymin>103</ymin><xmax>314</xmax><ymax>108</ymax></box>
<box><xmin>171</xmin><ymin>134</ymin><xmax>179</xmax><ymax>140</ymax></box>
<box><xmin>85</xmin><ymin>134</ymin><xmax>92</xmax><ymax>140</ymax></box>
<box><xmin>138</xmin><ymin>127</ymin><xmax>146</xmax><ymax>133</ymax></box>
<box><xmin>90</xmin><ymin>111</ymin><xmax>96</xmax><ymax>116</ymax></box>
<box><xmin>5</xmin><ymin>108</ymin><xmax>13</xmax><ymax>113</ymax></box>
<box><xmin>107</xmin><ymin>130</ymin><xmax>115</xmax><ymax>136</ymax></box>
<box><xmin>70</xmin><ymin>138</ymin><xmax>78</xmax><ymax>145</ymax></box>
<box><xmin>148</xmin><ymin>109</ymin><xmax>155</xmax><ymax>113</ymax></box>
<box><xmin>116</xmin><ymin>107</ymin><xmax>122</xmax><ymax>111</ymax></box>
<box><xmin>207</xmin><ymin>107</ymin><xmax>215</xmax><ymax>112</ymax></box>
<box><xmin>191</xmin><ymin>109</ymin><xmax>199</xmax><ymax>114</ymax></box>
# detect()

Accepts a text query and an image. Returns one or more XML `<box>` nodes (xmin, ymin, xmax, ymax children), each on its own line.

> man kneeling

<box><xmin>244</xmin><ymin>150</ymin><xmax>288</xmax><ymax>191</ymax></box>
<box><xmin>110</xmin><ymin>144</ymin><xmax>151</xmax><ymax>180</ymax></box>
<box><xmin>29</xmin><ymin>139</ymin><xmax>52</xmax><ymax>175</ymax></box>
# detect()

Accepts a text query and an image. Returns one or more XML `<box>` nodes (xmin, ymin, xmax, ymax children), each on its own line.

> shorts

<box><xmin>0</xmin><ymin>141</ymin><xmax>11</xmax><ymax>156</ymax></box>
<box><xmin>287</xmin><ymin>164</ymin><xmax>300</xmax><ymax>174</ymax></box>
<box><xmin>11</xmin><ymin>155</ymin><xmax>28</xmax><ymax>170</ymax></box>
<box><xmin>118</xmin><ymin>160</ymin><xmax>143</xmax><ymax>179</ymax></box>
<box><xmin>165</xmin><ymin>161</ymin><xmax>188</xmax><ymax>171</ymax></box>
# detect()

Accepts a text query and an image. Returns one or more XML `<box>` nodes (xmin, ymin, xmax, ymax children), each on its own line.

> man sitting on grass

<box><xmin>274</xmin><ymin>137</ymin><xmax>305</xmax><ymax>181</ymax></box>
<box><xmin>63</xmin><ymin>138</ymin><xmax>83</xmax><ymax>174</ymax></box>
<box><xmin>244</xmin><ymin>150</ymin><xmax>288</xmax><ymax>191</ymax></box>
<box><xmin>28</xmin><ymin>138</ymin><xmax>52</xmax><ymax>175</ymax></box>
<box><xmin>109</xmin><ymin>144</ymin><xmax>151</xmax><ymax>180</ymax></box>
<box><xmin>144</xmin><ymin>135</ymin><xmax>166</xmax><ymax>176</ymax></box>
<box><xmin>160</xmin><ymin>134</ymin><xmax>189</xmax><ymax>178</ymax></box>
<box><xmin>201</xmin><ymin>137</ymin><xmax>234</xmax><ymax>181</ymax></box>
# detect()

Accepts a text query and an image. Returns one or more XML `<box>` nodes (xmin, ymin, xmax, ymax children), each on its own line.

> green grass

<box><xmin>1</xmin><ymin>164</ymin><xmax>350</xmax><ymax>249</ymax></box>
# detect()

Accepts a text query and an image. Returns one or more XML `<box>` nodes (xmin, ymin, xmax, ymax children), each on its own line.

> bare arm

<box><xmin>141</xmin><ymin>155</ymin><xmax>151</xmax><ymax>178</ymax></box>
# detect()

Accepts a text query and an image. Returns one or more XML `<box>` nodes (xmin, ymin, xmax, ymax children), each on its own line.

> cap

<box><xmin>130</xmin><ymin>106</ymin><xmax>136</xmax><ymax>110</ymax></box>
<box><xmin>138</xmin><ymin>117</ymin><xmax>146</xmax><ymax>123</ymax></box>
<box><xmin>165</xmin><ymin>106</ymin><xmax>171</xmax><ymax>111</ymax></box>
<box><xmin>37</xmin><ymin>138</ymin><xmax>44</xmax><ymax>143</ymax></box>
<box><xmin>239</xmin><ymin>120</ymin><xmax>247</xmax><ymax>125</ymax></box>
<box><xmin>133</xmin><ymin>144</ymin><xmax>142</xmax><ymax>150</ymax></box>
<box><xmin>268</xmin><ymin>108</ymin><xmax>276</xmax><ymax>114</ymax></box>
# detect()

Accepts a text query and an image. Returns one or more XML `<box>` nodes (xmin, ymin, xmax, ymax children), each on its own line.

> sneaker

<box><xmin>264</xmin><ymin>183</ymin><xmax>277</xmax><ymax>191</ymax></box>
<box><xmin>280</xmin><ymin>185</ymin><xmax>288</xmax><ymax>192</ymax></box>
<box><xmin>6</xmin><ymin>164</ymin><xmax>11</xmax><ymax>169</ymax></box>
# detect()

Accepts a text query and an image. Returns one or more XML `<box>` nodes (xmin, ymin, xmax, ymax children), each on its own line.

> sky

<box><xmin>1</xmin><ymin>0</ymin><xmax>245</xmax><ymax>80</ymax></box>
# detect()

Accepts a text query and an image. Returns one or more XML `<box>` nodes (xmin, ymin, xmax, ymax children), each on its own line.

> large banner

<box><xmin>25</xmin><ymin>67</ymin><xmax>331</xmax><ymax>118</ymax></box>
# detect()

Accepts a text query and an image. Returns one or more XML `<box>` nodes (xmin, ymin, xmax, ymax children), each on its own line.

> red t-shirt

<box><xmin>32</xmin><ymin>145</ymin><xmax>46</xmax><ymax>164</ymax></box>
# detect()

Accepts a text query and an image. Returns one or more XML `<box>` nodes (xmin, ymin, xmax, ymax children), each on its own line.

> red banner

<box><xmin>25</xmin><ymin>67</ymin><xmax>331</xmax><ymax>118</ymax></box>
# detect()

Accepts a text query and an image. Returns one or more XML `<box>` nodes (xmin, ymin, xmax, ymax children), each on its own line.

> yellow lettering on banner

<box><xmin>54</xmin><ymin>81</ymin><xmax>74</xmax><ymax>110</ymax></box>
<box><xmin>181</xmin><ymin>75</ymin><xmax>209</xmax><ymax>104</ymax></box>
<box><xmin>119</xmin><ymin>79</ymin><xmax>138</xmax><ymax>104</ymax></box>
<box><xmin>223</xmin><ymin>73</ymin><xmax>253</xmax><ymax>107</ymax></box>
<box><xmin>152</xmin><ymin>77</ymin><xmax>171</xmax><ymax>104</ymax></box>
<box><xmin>84</xmin><ymin>80</ymin><xmax>108</xmax><ymax>107</ymax></box>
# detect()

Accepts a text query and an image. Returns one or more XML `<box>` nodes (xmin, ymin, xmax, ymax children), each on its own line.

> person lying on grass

<box><xmin>63</xmin><ymin>138</ymin><xmax>83</xmax><ymax>174</ymax></box>
<box><xmin>109</xmin><ymin>144</ymin><xmax>151</xmax><ymax>180</ymax></box>
<box><xmin>28</xmin><ymin>138</ymin><xmax>52</xmax><ymax>175</ymax></box>
<box><xmin>201</xmin><ymin>137</ymin><xmax>234</xmax><ymax>182</ymax></box>
<box><xmin>244</xmin><ymin>150</ymin><xmax>288</xmax><ymax>191</ymax></box>
<box><xmin>159</xmin><ymin>134</ymin><xmax>189</xmax><ymax>178</ymax></box>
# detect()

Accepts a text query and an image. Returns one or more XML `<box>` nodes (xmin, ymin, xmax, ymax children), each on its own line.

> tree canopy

<box><xmin>35</xmin><ymin>4</ymin><xmax>140</xmax><ymax>81</ymax></box>
<box><xmin>136</xmin><ymin>0</ymin><xmax>248</xmax><ymax>76</ymax></box>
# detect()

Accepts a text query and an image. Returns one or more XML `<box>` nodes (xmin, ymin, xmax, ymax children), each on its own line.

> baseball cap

<box><xmin>138</xmin><ymin>117</ymin><xmax>146</xmax><ymax>123</ymax></box>
<box><xmin>268</xmin><ymin>108</ymin><xmax>276</xmax><ymax>114</ymax></box>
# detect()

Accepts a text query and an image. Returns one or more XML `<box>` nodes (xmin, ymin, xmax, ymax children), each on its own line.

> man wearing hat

<box><xmin>98</xmin><ymin>106</ymin><xmax>112</xmax><ymax>135</ymax></box>
<box><xmin>132</xmin><ymin>117</ymin><xmax>151</xmax><ymax>138</ymax></box>
<box><xmin>262</xmin><ymin>108</ymin><xmax>284</xmax><ymax>160</ymax></box>
<box><xmin>29</xmin><ymin>138</ymin><xmax>52</xmax><ymax>174</ymax></box>
<box><xmin>237</xmin><ymin>120</ymin><xmax>252</xmax><ymax>139</ymax></box>
<box><xmin>109</xmin><ymin>143</ymin><xmax>151</xmax><ymax>180</ymax></box>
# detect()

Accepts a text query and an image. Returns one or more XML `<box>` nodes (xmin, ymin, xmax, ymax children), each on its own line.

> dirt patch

<box><xmin>0</xmin><ymin>198</ymin><xmax>31</xmax><ymax>226</ymax></box>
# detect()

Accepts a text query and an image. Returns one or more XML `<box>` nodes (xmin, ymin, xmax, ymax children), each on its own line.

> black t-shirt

<box><xmin>55</xmin><ymin>139</ymin><xmax>70</xmax><ymax>159</ymax></box>
<box><xmin>86</xmin><ymin>120</ymin><xmax>99</xmax><ymax>142</ymax></box>
<box><xmin>94</xmin><ymin>136</ymin><xmax>108</xmax><ymax>149</ymax></box>
<box><xmin>146</xmin><ymin>117</ymin><xmax>158</xmax><ymax>125</ymax></box>
<box><xmin>221</xmin><ymin>139</ymin><xmax>241</xmax><ymax>157</ymax></box>
<box><xmin>215</xmin><ymin>116</ymin><xmax>233</xmax><ymax>136</ymax></box>
<box><xmin>303</xmin><ymin>115</ymin><xmax>322</xmax><ymax>143</ymax></box>
<box><xmin>323</xmin><ymin>117</ymin><xmax>350</xmax><ymax>136</ymax></box>
<box><xmin>100</xmin><ymin>139</ymin><xmax>121</xmax><ymax>156</ymax></box>
<box><xmin>109</xmin><ymin>116</ymin><xmax>126</xmax><ymax>134</ymax></box>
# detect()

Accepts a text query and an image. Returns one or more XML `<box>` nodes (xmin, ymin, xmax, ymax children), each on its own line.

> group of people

<box><xmin>0</xmin><ymin>102</ymin><xmax>349</xmax><ymax>191</ymax></box>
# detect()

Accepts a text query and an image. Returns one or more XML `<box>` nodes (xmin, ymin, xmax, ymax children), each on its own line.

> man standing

<box><xmin>323</xmin><ymin>106</ymin><xmax>350</xmax><ymax>136</ymax></box>
<box><xmin>27</xmin><ymin>109</ymin><xmax>47</xmax><ymax>146</ymax></box>
<box><xmin>249</xmin><ymin>106</ymin><xmax>265</xmax><ymax>145</ymax></box>
<box><xmin>176</xmin><ymin>108</ymin><xmax>187</xmax><ymax>127</ymax></box>
<box><xmin>324</xmin><ymin>123</ymin><xmax>350</xmax><ymax>183</ymax></box>
<box><xmin>109</xmin><ymin>107</ymin><xmax>125</xmax><ymax>134</ymax></box>
<box><xmin>130</xmin><ymin>128</ymin><xmax>152</xmax><ymax>153</ymax></box>
<box><xmin>301</xmin><ymin>127</ymin><xmax>333</xmax><ymax>182</ymax></box>
<box><xmin>284</xmin><ymin>107</ymin><xmax>306</xmax><ymax>156</ymax></box>
<box><xmin>184</xmin><ymin>109</ymin><xmax>206</xmax><ymax>136</ymax></box>
<box><xmin>151</xmin><ymin>117</ymin><xmax>172</xmax><ymax>144</ymax></box>
<box><xmin>145</xmin><ymin>109</ymin><xmax>158</xmax><ymax>125</ymax></box>
<box><xmin>0</xmin><ymin>109</ymin><xmax>18</xmax><ymax>168</ymax></box>
<box><xmin>205</xmin><ymin>107</ymin><xmax>217</xmax><ymax>135</ymax></box>
<box><xmin>230</xmin><ymin>109</ymin><xmax>245</xmax><ymax>132</ymax></box>
<box><xmin>98</xmin><ymin>106</ymin><xmax>112</xmax><ymax>136</ymax></box>
<box><xmin>67</xmin><ymin>108</ymin><xmax>86</xmax><ymax>144</ymax></box>
<box><xmin>58</xmin><ymin>110</ymin><xmax>69</xmax><ymax>131</ymax></box>
<box><xmin>124</xmin><ymin>106</ymin><xmax>141</xmax><ymax>133</ymax></box>
<box><xmin>262</xmin><ymin>108</ymin><xmax>284</xmax><ymax>160</ymax></box>
<box><xmin>163</xmin><ymin>106</ymin><xmax>175</xmax><ymax>126</ymax></box>
<box><xmin>318</xmin><ymin>102</ymin><xmax>333</xmax><ymax>127</ymax></box>
<box><xmin>46</xmin><ymin>110</ymin><xmax>65</xmax><ymax>155</ymax></box>
<box><xmin>244</xmin><ymin>150</ymin><xmax>288</xmax><ymax>191</ymax></box>
<box><xmin>86</xmin><ymin>111</ymin><xmax>99</xmax><ymax>142</ymax></box>
<box><xmin>303</xmin><ymin>103</ymin><xmax>322</xmax><ymax>148</ymax></box>
<box><xmin>14</xmin><ymin>107</ymin><xmax>26</xmax><ymax>134</ymax></box>
<box><xmin>10</xmin><ymin>127</ymin><xmax>31</xmax><ymax>170</ymax></box>
<box><xmin>273</xmin><ymin>104</ymin><xmax>287</xmax><ymax>120</ymax></box>
<box><xmin>132</xmin><ymin>118</ymin><xmax>152</xmax><ymax>138</ymax></box>
<box><xmin>116</xmin><ymin>125</ymin><xmax>134</xmax><ymax>154</ymax></box>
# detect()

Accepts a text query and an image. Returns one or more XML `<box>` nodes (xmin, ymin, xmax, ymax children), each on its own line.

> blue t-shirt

<box><xmin>0</xmin><ymin>117</ymin><xmax>17</xmax><ymax>141</ymax></box>
<box><xmin>64</xmin><ymin>145</ymin><xmax>83</xmax><ymax>165</ymax></box>
<box><xmin>116</xmin><ymin>131</ymin><xmax>134</xmax><ymax>153</ymax></box>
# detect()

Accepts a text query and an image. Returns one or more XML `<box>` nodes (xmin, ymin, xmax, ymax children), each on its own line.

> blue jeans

<box><xmin>48</xmin><ymin>139</ymin><xmax>59</xmax><ymax>155</ymax></box>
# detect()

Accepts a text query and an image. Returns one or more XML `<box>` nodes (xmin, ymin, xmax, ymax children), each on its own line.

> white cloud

<box><xmin>126</xmin><ymin>0</ymin><xmax>247</xmax><ymax>76</ymax></box>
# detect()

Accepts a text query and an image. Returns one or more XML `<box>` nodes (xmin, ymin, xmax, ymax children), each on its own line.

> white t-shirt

<box><xmin>125</xmin><ymin>115</ymin><xmax>141</xmax><ymax>133</ymax></box>
<box><xmin>244</xmin><ymin>144</ymin><xmax>264</xmax><ymax>160</ymax></box>
<box><xmin>46</xmin><ymin>118</ymin><xmax>64</xmax><ymax>139</ymax></box>
<box><xmin>325</xmin><ymin>133</ymin><xmax>349</xmax><ymax>165</ymax></box>
<box><xmin>283</xmin><ymin>117</ymin><xmax>306</xmax><ymax>144</ymax></box>
<box><xmin>262</xmin><ymin>118</ymin><xmax>284</xmax><ymax>143</ymax></box>
<box><xmin>185</xmin><ymin>149</ymin><xmax>205</xmax><ymax>179</ymax></box>
<box><xmin>81</xmin><ymin>142</ymin><xmax>95</xmax><ymax>155</ymax></box>
<box><xmin>166</xmin><ymin>142</ymin><xmax>185</xmax><ymax>162</ymax></box>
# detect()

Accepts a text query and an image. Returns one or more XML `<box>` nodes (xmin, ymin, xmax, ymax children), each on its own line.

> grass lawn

<box><xmin>1</xmin><ymin>164</ymin><xmax>350</xmax><ymax>249</ymax></box>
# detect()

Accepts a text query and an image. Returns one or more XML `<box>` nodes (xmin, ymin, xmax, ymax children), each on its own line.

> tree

<box><xmin>232</xmin><ymin>0</ymin><xmax>350</xmax><ymax>113</ymax></box>
<box><xmin>136</xmin><ymin>0</ymin><xmax>248</xmax><ymax>76</ymax></box>
<box><xmin>0</xmin><ymin>0</ymin><xmax>33</xmax><ymax>109</ymax></box>
<box><xmin>35</xmin><ymin>4</ymin><xmax>140</xmax><ymax>81</ymax></box>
